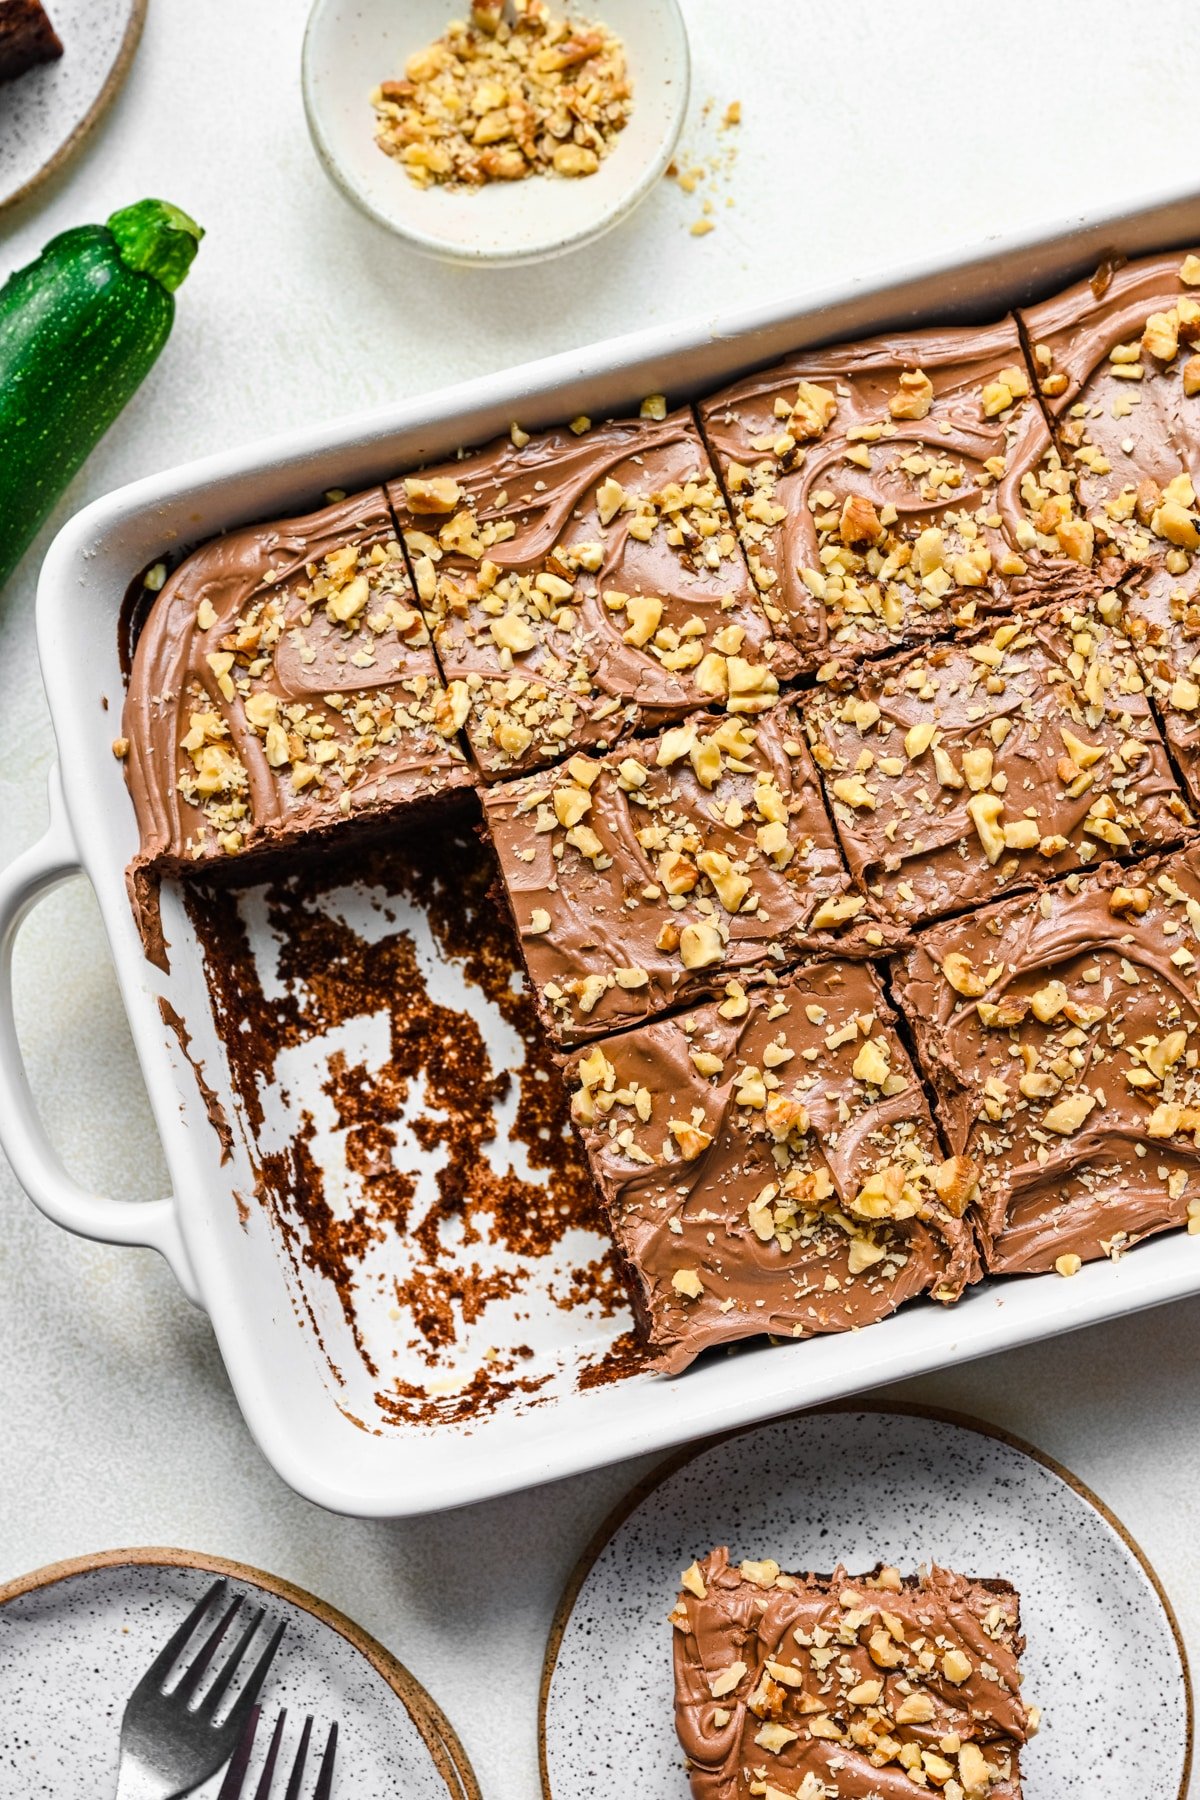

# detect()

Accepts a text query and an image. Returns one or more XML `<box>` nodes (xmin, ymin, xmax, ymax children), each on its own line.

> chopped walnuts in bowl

<box><xmin>371</xmin><ymin>0</ymin><xmax>633</xmax><ymax>189</ymax></box>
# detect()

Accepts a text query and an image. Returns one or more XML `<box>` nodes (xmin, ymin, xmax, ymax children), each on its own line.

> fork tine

<box><xmin>312</xmin><ymin>1721</ymin><xmax>338</xmax><ymax>1800</ymax></box>
<box><xmin>283</xmin><ymin>1715</ymin><xmax>313</xmax><ymax>1800</ymax></box>
<box><xmin>176</xmin><ymin>1592</ymin><xmax>245</xmax><ymax>1704</ymax></box>
<box><xmin>252</xmin><ymin>1711</ymin><xmax>288</xmax><ymax>1800</ymax></box>
<box><xmin>197</xmin><ymin>1606</ymin><xmax>265</xmax><ymax>1718</ymax></box>
<box><xmin>133</xmin><ymin>1579</ymin><xmax>227</xmax><ymax>1694</ymax></box>
<box><xmin>222</xmin><ymin>1617</ymin><xmax>287</xmax><ymax>1740</ymax></box>
<box><xmin>217</xmin><ymin>1704</ymin><xmax>261</xmax><ymax>1800</ymax></box>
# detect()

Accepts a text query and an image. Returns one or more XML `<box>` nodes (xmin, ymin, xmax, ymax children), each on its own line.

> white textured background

<box><xmin>3</xmin><ymin>2</ymin><xmax>1200</xmax><ymax>1794</ymax></box>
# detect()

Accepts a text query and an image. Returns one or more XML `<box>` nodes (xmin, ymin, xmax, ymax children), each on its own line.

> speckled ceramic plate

<box><xmin>0</xmin><ymin>1547</ymin><xmax>479</xmax><ymax>1796</ymax></box>
<box><xmin>540</xmin><ymin>1406</ymin><xmax>1192</xmax><ymax>1799</ymax></box>
<box><xmin>0</xmin><ymin>0</ymin><xmax>146</xmax><ymax>216</ymax></box>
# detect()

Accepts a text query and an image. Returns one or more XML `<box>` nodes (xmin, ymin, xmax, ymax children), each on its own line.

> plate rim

<box><xmin>538</xmin><ymin>1399</ymin><xmax>1194</xmax><ymax>1800</ymax></box>
<box><xmin>0</xmin><ymin>1542</ymin><xmax>481</xmax><ymax>1799</ymax></box>
<box><xmin>0</xmin><ymin>0</ymin><xmax>149</xmax><ymax>219</ymax></box>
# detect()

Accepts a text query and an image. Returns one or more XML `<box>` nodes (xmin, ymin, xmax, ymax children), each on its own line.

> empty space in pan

<box><xmin>167</xmin><ymin>815</ymin><xmax>644</xmax><ymax>1430</ymax></box>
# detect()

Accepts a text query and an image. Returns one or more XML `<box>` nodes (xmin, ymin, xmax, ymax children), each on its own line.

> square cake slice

<box><xmin>123</xmin><ymin>488</ymin><xmax>475</xmax><ymax>926</ymax></box>
<box><xmin>671</xmin><ymin>1548</ymin><xmax>1029</xmax><ymax>1800</ymax></box>
<box><xmin>803</xmin><ymin>601</ymin><xmax>1190</xmax><ymax>929</ymax></box>
<box><xmin>892</xmin><ymin>845</ymin><xmax>1200</xmax><ymax>1275</ymax></box>
<box><xmin>565</xmin><ymin>962</ymin><xmax>979</xmax><ymax>1371</ymax></box>
<box><xmin>699</xmin><ymin>319</ymin><xmax>1053</xmax><ymax>671</ymax></box>
<box><xmin>0</xmin><ymin>0</ymin><xmax>62</xmax><ymax>83</ymax></box>
<box><xmin>1019</xmin><ymin>250</ymin><xmax>1200</xmax><ymax>585</ymax></box>
<box><xmin>387</xmin><ymin>408</ymin><xmax>784</xmax><ymax>781</ymax></box>
<box><xmin>482</xmin><ymin>703</ymin><xmax>890</xmax><ymax>1047</ymax></box>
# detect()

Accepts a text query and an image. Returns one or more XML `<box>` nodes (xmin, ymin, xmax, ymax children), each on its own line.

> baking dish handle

<box><xmin>0</xmin><ymin>768</ymin><xmax>202</xmax><ymax>1306</ymax></box>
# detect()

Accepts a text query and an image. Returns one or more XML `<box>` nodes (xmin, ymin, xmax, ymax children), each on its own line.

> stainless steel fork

<box><xmin>217</xmin><ymin>1707</ymin><xmax>339</xmax><ymax>1798</ymax></box>
<box><xmin>115</xmin><ymin>1578</ymin><xmax>286</xmax><ymax>1798</ymax></box>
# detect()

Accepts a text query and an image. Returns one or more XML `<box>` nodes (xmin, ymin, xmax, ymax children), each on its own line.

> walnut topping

<box><xmin>679</xmin><ymin>920</ymin><xmax>725</xmax><ymax>969</ymax></box>
<box><xmin>371</xmin><ymin>2</ymin><xmax>632</xmax><ymax>190</ymax></box>
<box><xmin>942</xmin><ymin>952</ymin><xmax>990</xmax><ymax>997</ymax></box>
<box><xmin>889</xmin><ymin>368</ymin><xmax>935</xmax><ymax>420</ymax></box>
<box><xmin>789</xmin><ymin>380</ymin><xmax>838</xmax><ymax>439</ymax></box>
<box><xmin>1040</xmin><ymin>1090</ymin><xmax>1097</xmax><ymax>1135</ymax></box>
<box><xmin>403</xmin><ymin>476</ymin><xmax>462</xmax><ymax>514</ymax></box>
<box><xmin>680</xmin><ymin>1560</ymin><xmax>707</xmax><ymax>1599</ymax></box>
<box><xmin>707</xmin><ymin>1658</ymin><xmax>745</xmax><ymax>1697</ymax></box>
<box><xmin>669</xmin><ymin>1119</ymin><xmax>712</xmax><ymax>1160</ymax></box>
<box><xmin>933</xmin><ymin>1155</ymin><xmax>981</xmax><ymax>1217</ymax></box>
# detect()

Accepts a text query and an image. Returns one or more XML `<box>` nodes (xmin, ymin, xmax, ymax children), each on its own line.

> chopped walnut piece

<box><xmin>889</xmin><ymin>368</ymin><xmax>935</xmax><ymax>420</ymax></box>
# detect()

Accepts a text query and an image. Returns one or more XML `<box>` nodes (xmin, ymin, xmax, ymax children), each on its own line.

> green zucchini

<box><xmin>0</xmin><ymin>198</ymin><xmax>203</xmax><ymax>591</ymax></box>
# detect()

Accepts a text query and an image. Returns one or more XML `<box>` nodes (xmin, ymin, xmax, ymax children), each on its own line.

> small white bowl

<box><xmin>302</xmin><ymin>0</ymin><xmax>690</xmax><ymax>266</ymax></box>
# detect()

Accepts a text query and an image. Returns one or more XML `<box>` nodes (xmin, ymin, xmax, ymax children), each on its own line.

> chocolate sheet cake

<box><xmin>1020</xmin><ymin>251</ymin><xmax>1200</xmax><ymax>584</ymax></box>
<box><xmin>386</xmin><ymin>408</ymin><xmax>785</xmax><ymax>781</ymax></box>
<box><xmin>671</xmin><ymin>1549</ymin><xmax>1029</xmax><ymax>1800</ymax></box>
<box><xmin>482</xmin><ymin>702</ymin><xmax>888</xmax><ymax>1047</ymax></box>
<box><xmin>120</xmin><ymin>246</ymin><xmax>1200</xmax><ymax>1379</ymax></box>
<box><xmin>1020</xmin><ymin>253</ymin><xmax>1200</xmax><ymax>799</ymax></box>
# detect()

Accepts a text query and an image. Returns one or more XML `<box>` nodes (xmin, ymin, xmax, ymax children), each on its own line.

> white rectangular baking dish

<box><xmin>6</xmin><ymin>188</ymin><xmax>1200</xmax><ymax>1519</ymax></box>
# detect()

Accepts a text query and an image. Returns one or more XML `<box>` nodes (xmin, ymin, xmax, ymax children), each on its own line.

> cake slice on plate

<box><xmin>670</xmin><ymin>1547</ymin><xmax>1030</xmax><ymax>1799</ymax></box>
<box><xmin>0</xmin><ymin>0</ymin><xmax>63</xmax><ymax>85</ymax></box>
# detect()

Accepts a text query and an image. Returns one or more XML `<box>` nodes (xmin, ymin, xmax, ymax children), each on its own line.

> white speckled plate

<box><xmin>0</xmin><ymin>1548</ymin><xmax>479</xmax><ymax>1796</ymax></box>
<box><xmin>540</xmin><ymin>1407</ymin><xmax>1192</xmax><ymax>1799</ymax></box>
<box><xmin>0</xmin><ymin>0</ymin><xmax>146</xmax><ymax>216</ymax></box>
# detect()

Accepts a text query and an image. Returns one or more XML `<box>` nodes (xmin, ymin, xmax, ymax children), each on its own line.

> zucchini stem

<box><xmin>107</xmin><ymin>199</ymin><xmax>204</xmax><ymax>293</ymax></box>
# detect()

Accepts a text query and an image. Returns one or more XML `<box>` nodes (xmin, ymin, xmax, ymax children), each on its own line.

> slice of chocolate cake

<box><xmin>0</xmin><ymin>0</ymin><xmax>63</xmax><ymax>85</ymax></box>
<box><xmin>387</xmin><ymin>408</ymin><xmax>786</xmax><ymax>782</ymax></box>
<box><xmin>564</xmin><ymin>962</ymin><xmax>979</xmax><ymax>1371</ymax></box>
<box><xmin>121</xmin><ymin>487</ymin><xmax>477</xmax><ymax>954</ymax></box>
<box><xmin>671</xmin><ymin>1549</ymin><xmax>1030</xmax><ymax>1800</ymax></box>
<box><xmin>892</xmin><ymin>842</ymin><xmax>1200</xmax><ymax>1275</ymax></box>
<box><xmin>482</xmin><ymin>702</ymin><xmax>889</xmax><ymax>1048</ymax></box>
